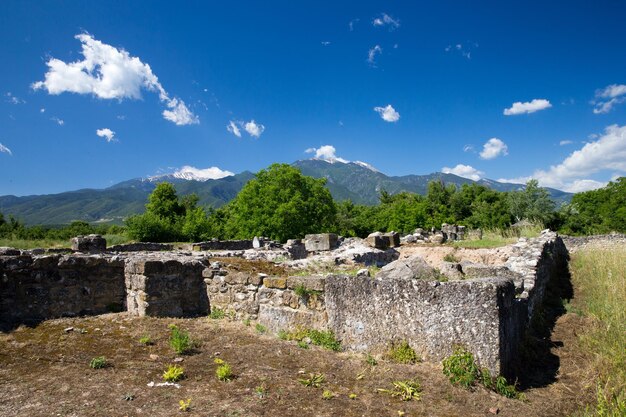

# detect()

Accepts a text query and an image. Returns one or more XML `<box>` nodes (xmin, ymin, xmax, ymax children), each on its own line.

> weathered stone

<box><xmin>108</xmin><ymin>242</ymin><xmax>173</xmax><ymax>252</ymax></box>
<box><xmin>383</xmin><ymin>232</ymin><xmax>401</xmax><ymax>248</ymax></box>
<box><xmin>258</xmin><ymin>304</ymin><xmax>327</xmax><ymax>334</ymax></box>
<box><xmin>365</xmin><ymin>234</ymin><xmax>388</xmax><ymax>250</ymax></box>
<box><xmin>224</xmin><ymin>272</ymin><xmax>250</xmax><ymax>285</ymax></box>
<box><xmin>0</xmin><ymin>247</ymin><xmax>21</xmax><ymax>256</ymax></box>
<box><xmin>356</xmin><ymin>268</ymin><xmax>370</xmax><ymax>277</ymax></box>
<box><xmin>71</xmin><ymin>235</ymin><xmax>106</xmax><ymax>253</ymax></box>
<box><xmin>440</xmin><ymin>262</ymin><xmax>464</xmax><ymax>280</ymax></box>
<box><xmin>304</xmin><ymin>233</ymin><xmax>338</xmax><ymax>252</ymax></box>
<box><xmin>286</xmin><ymin>275</ymin><xmax>326</xmax><ymax>292</ymax></box>
<box><xmin>281</xmin><ymin>290</ymin><xmax>299</xmax><ymax>309</ymax></box>
<box><xmin>430</xmin><ymin>233</ymin><xmax>446</xmax><ymax>244</ymax></box>
<box><xmin>375</xmin><ymin>255</ymin><xmax>438</xmax><ymax>280</ymax></box>
<box><xmin>263</xmin><ymin>276</ymin><xmax>287</xmax><ymax>289</ymax></box>
<box><xmin>192</xmin><ymin>240</ymin><xmax>253</xmax><ymax>251</ymax></box>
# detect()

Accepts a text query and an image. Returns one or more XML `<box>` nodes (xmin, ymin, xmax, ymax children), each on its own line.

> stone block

<box><xmin>258</xmin><ymin>304</ymin><xmax>327</xmax><ymax>334</ymax></box>
<box><xmin>286</xmin><ymin>275</ymin><xmax>326</xmax><ymax>292</ymax></box>
<box><xmin>225</xmin><ymin>272</ymin><xmax>250</xmax><ymax>285</ymax></box>
<box><xmin>263</xmin><ymin>276</ymin><xmax>287</xmax><ymax>289</ymax></box>
<box><xmin>383</xmin><ymin>232</ymin><xmax>401</xmax><ymax>248</ymax></box>
<box><xmin>304</xmin><ymin>233</ymin><xmax>338</xmax><ymax>252</ymax></box>
<box><xmin>70</xmin><ymin>235</ymin><xmax>106</xmax><ymax>253</ymax></box>
<box><xmin>365</xmin><ymin>234</ymin><xmax>388</xmax><ymax>250</ymax></box>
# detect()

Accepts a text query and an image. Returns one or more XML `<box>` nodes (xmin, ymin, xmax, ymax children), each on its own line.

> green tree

<box><xmin>145</xmin><ymin>182</ymin><xmax>185</xmax><ymax>222</ymax></box>
<box><xmin>508</xmin><ymin>179</ymin><xmax>555</xmax><ymax>226</ymax></box>
<box><xmin>222</xmin><ymin>164</ymin><xmax>337</xmax><ymax>242</ymax></box>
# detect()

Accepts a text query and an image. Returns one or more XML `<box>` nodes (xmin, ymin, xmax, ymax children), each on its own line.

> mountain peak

<box><xmin>147</xmin><ymin>165</ymin><xmax>235</xmax><ymax>182</ymax></box>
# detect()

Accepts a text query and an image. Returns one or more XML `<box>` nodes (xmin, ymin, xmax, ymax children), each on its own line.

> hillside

<box><xmin>0</xmin><ymin>160</ymin><xmax>571</xmax><ymax>225</ymax></box>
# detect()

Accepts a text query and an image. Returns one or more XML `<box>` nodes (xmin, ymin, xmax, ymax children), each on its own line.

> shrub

<box><xmin>216</xmin><ymin>362</ymin><xmax>233</xmax><ymax>381</ymax></box>
<box><xmin>163</xmin><ymin>365</ymin><xmax>185</xmax><ymax>382</ymax></box>
<box><xmin>442</xmin><ymin>346</ymin><xmax>479</xmax><ymax>388</ymax></box>
<box><xmin>169</xmin><ymin>325</ymin><xmax>192</xmax><ymax>354</ymax></box>
<box><xmin>443</xmin><ymin>253</ymin><xmax>460</xmax><ymax>263</ymax></box>
<box><xmin>388</xmin><ymin>340</ymin><xmax>418</xmax><ymax>364</ymax></box>
<box><xmin>378</xmin><ymin>379</ymin><xmax>422</xmax><ymax>401</ymax></box>
<box><xmin>89</xmin><ymin>356</ymin><xmax>107</xmax><ymax>369</ymax></box>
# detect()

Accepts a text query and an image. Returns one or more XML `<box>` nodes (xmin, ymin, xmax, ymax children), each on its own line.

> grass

<box><xmin>388</xmin><ymin>340</ymin><xmax>418</xmax><ymax>364</ymax></box>
<box><xmin>216</xmin><ymin>362</ymin><xmax>233</xmax><ymax>381</ymax></box>
<box><xmin>279</xmin><ymin>327</ymin><xmax>341</xmax><ymax>351</ymax></box>
<box><xmin>162</xmin><ymin>365</ymin><xmax>185</xmax><ymax>382</ymax></box>
<box><xmin>208</xmin><ymin>308</ymin><xmax>226</xmax><ymax>320</ymax></box>
<box><xmin>453</xmin><ymin>225</ymin><xmax>542</xmax><ymax>249</ymax></box>
<box><xmin>168</xmin><ymin>324</ymin><xmax>193</xmax><ymax>355</ymax></box>
<box><xmin>138</xmin><ymin>335</ymin><xmax>153</xmax><ymax>346</ymax></box>
<box><xmin>569</xmin><ymin>247</ymin><xmax>625</xmax><ymax>416</ymax></box>
<box><xmin>294</xmin><ymin>284</ymin><xmax>322</xmax><ymax>299</ymax></box>
<box><xmin>89</xmin><ymin>356</ymin><xmax>107</xmax><ymax>369</ymax></box>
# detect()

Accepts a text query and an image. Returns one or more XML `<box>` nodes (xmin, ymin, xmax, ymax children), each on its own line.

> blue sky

<box><xmin>1</xmin><ymin>0</ymin><xmax>625</xmax><ymax>196</ymax></box>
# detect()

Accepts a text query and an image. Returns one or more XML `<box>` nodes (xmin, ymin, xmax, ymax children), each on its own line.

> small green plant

<box><xmin>254</xmin><ymin>384</ymin><xmax>268</xmax><ymax>399</ymax></box>
<box><xmin>322</xmin><ymin>390</ymin><xmax>335</xmax><ymax>400</ymax></box>
<box><xmin>139</xmin><ymin>335</ymin><xmax>153</xmax><ymax>346</ymax></box>
<box><xmin>294</xmin><ymin>284</ymin><xmax>322</xmax><ymax>299</ymax></box>
<box><xmin>208</xmin><ymin>308</ymin><xmax>226</xmax><ymax>319</ymax></box>
<box><xmin>278</xmin><ymin>327</ymin><xmax>341</xmax><ymax>351</ymax></box>
<box><xmin>243</xmin><ymin>318</ymin><xmax>251</xmax><ymax>326</ymax></box>
<box><xmin>216</xmin><ymin>362</ymin><xmax>233</xmax><ymax>381</ymax></box>
<box><xmin>163</xmin><ymin>365</ymin><xmax>185</xmax><ymax>382</ymax></box>
<box><xmin>442</xmin><ymin>346</ymin><xmax>480</xmax><ymax>388</ymax></box>
<box><xmin>255</xmin><ymin>323</ymin><xmax>267</xmax><ymax>334</ymax></box>
<box><xmin>299</xmin><ymin>373</ymin><xmax>325</xmax><ymax>388</ymax></box>
<box><xmin>169</xmin><ymin>325</ymin><xmax>192</xmax><ymax>355</ymax></box>
<box><xmin>89</xmin><ymin>356</ymin><xmax>107</xmax><ymax>369</ymax></box>
<box><xmin>443</xmin><ymin>253</ymin><xmax>461</xmax><ymax>263</ymax></box>
<box><xmin>349</xmin><ymin>393</ymin><xmax>358</xmax><ymax>400</ymax></box>
<box><xmin>297</xmin><ymin>340</ymin><xmax>309</xmax><ymax>349</ymax></box>
<box><xmin>178</xmin><ymin>398</ymin><xmax>191</xmax><ymax>412</ymax></box>
<box><xmin>277</xmin><ymin>330</ymin><xmax>289</xmax><ymax>340</ymax></box>
<box><xmin>123</xmin><ymin>393</ymin><xmax>135</xmax><ymax>401</ymax></box>
<box><xmin>388</xmin><ymin>340</ymin><xmax>418</xmax><ymax>364</ymax></box>
<box><xmin>378</xmin><ymin>379</ymin><xmax>422</xmax><ymax>401</ymax></box>
<box><xmin>213</xmin><ymin>357</ymin><xmax>225</xmax><ymax>365</ymax></box>
<box><xmin>365</xmin><ymin>354</ymin><xmax>378</xmax><ymax>366</ymax></box>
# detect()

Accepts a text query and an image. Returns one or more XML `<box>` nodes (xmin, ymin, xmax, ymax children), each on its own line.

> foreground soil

<box><xmin>0</xmin><ymin>310</ymin><xmax>594</xmax><ymax>417</ymax></box>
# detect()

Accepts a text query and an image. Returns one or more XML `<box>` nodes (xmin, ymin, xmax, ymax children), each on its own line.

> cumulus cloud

<box><xmin>372</xmin><ymin>13</ymin><xmax>400</xmax><ymax>29</ymax></box>
<box><xmin>499</xmin><ymin>124</ymin><xmax>626</xmax><ymax>192</ymax></box>
<box><xmin>480</xmin><ymin>138</ymin><xmax>508</xmax><ymax>160</ymax></box>
<box><xmin>32</xmin><ymin>33</ymin><xmax>198</xmax><ymax>125</ymax></box>
<box><xmin>305</xmin><ymin>145</ymin><xmax>349</xmax><ymax>163</ymax></box>
<box><xmin>442</xmin><ymin>164</ymin><xmax>484</xmax><ymax>181</ymax></box>
<box><xmin>503</xmin><ymin>99</ymin><xmax>552</xmax><ymax>115</ymax></box>
<box><xmin>51</xmin><ymin>117</ymin><xmax>64</xmax><ymax>126</ymax></box>
<box><xmin>244</xmin><ymin>120</ymin><xmax>265</xmax><ymax>138</ymax></box>
<box><xmin>96</xmin><ymin>128</ymin><xmax>116</xmax><ymax>142</ymax></box>
<box><xmin>559</xmin><ymin>140</ymin><xmax>573</xmax><ymax>146</ymax></box>
<box><xmin>40</xmin><ymin>108</ymin><xmax>46</xmax><ymax>113</ymax></box>
<box><xmin>0</xmin><ymin>143</ymin><xmax>12</xmax><ymax>155</ymax></box>
<box><xmin>592</xmin><ymin>84</ymin><xmax>626</xmax><ymax>114</ymax></box>
<box><xmin>374</xmin><ymin>104</ymin><xmax>400</xmax><ymax>122</ymax></box>
<box><xmin>227</xmin><ymin>121</ymin><xmax>242</xmax><ymax>138</ymax></box>
<box><xmin>367</xmin><ymin>45</ymin><xmax>382</xmax><ymax>66</ymax></box>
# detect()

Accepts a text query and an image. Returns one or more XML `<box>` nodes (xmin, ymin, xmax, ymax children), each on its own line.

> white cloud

<box><xmin>499</xmin><ymin>124</ymin><xmax>626</xmax><ymax>192</ymax></box>
<box><xmin>559</xmin><ymin>140</ymin><xmax>573</xmax><ymax>146</ymax></box>
<box><xmin>227</xmin><ymin>121</ymin><xmax>242</xmax><ymax>138</ymax></box>
<box><xmin>348</xmin><ymin>18</ymin><xmax>359</xmax><ymax>31</ymax></box>
<box><xmin>479</xmin><ymin>138</ymin><xmax>508</xmax><ymax>160</ymax></box>
<box><xmin>373</xmin><ymin>104</ymin><xmax>400</xmax><ymax>122</ymax></box>
<box><xmin>367</xmin><ymin>45</ymin><xmax>382</xmax><ymax>66</ymax></box>
<box><xmin>170</xmin><ymin>165</ymin><xmax>234</xmax><ymax>181</ymax></box>
<box><xmin>0</xmin><ymin>143</ymin><xmax>12</xmax><ymax>155</ymax></box>
<box><xmin>444</xmin><ymin>42</ymin><xmax>477</xmax><ymax>59</ymax></box>
<box><xmin>305</xmin><ymin>145</ymin><xmax>349</xmax><ymax>163</ymax></box>
<box><xmin>592</xmin><ymin>84</ymin><xmax>626</xmax><ymax>114</ymax></box>
<box><xmin>51</xmin><ymin>117</ymin><xmax>64</xmax><ymax>126</ymax></box>
<box><xmin>372</xmin><ymin>13</ymin><xmax>400</xmax><ymax>29</ymax></box>
<box><xmin>463</xmin><ymin>144</ymin><xmax>474</xmax><ymax>152</ymax></box>
<box><xmin>32</xmin><ymin>33</ymin><xmax>198</xmax><ymax>125</ymax></box>
<box><xmin>503</xmin><ymin>99</ymin><xmax>552</xmax><ymax>115</ymax></box>
<box><xmin>5</xmin><ymin>92</ymin><xmax>25</xmax><ymax>104</ymax></box>
<box><xmin>96</xmin><ymin>128</ymin><xmax>116</xmax><ymax>142</ymax></box>
<box><xmin>244</xmin><ymin>120</ymin><xmax>265</xmax><ymax>138</ymax></box>
<box><xmin>321</xmin><ymin>41</ymin><xmax>331</xmax><ymax>46</ymax></box>
<box><xmin>442</xmin><ymin>164</ymin><xmax>484</xmax><ymax>181</ymax></box>
<box><xmin>40</xmin><ymin>108</ymin><xmax>45</xmax><ymax>113</ymax></box>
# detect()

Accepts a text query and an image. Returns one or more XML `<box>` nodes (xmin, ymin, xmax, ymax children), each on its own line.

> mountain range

<box><xmin>0</xmin><ymin>160</ymin><xmax>573</xmax><ymax>225</ymax></box>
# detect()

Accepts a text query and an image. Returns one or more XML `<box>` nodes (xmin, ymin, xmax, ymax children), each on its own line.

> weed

<box><xmin>255</xmin><ymin>323</ymin><xmax>267</xmax><ymax>334</ymax></box>
<box><xmin>277</xmin><ymin>330</ymin><xmax>289</xmax><ymax>340</ymax></box>
<box><xmin>139</xmin><ymin>335</ymin><xmax>153</xmax><ymax>346</ymax></box>
<box><xmin>89</xmin><ymin>356</ymin><xmax>107</xmax><ymax>369</ymax></box>
<box><xmin>208</xmin><ymin>308</ymin><xmax>226</xmax><ymax>320</ymax></box>
<box><xmin>243</xmin><ymin>318</ymin><xmax>251</xmax><ymax>326</ymax></box>
<box><xmin>214</xmin><ymin>358</ymin><xmax>225</xmax><ymax>365</ymax></box>
<box><xmin>442</xmin><ymin>346</ymin><xmax>480</xmax><ymax>388</ymax></box>
<box><xmin>169</xmin><ymin>325</ymin><xmax>193</xmax><ymax>355</ymax></box>
<box><xmin>216</xmin><ymin>362</ymin><xmax>233</xmax><ymax>381</ymax></box>
<box><xmin>388</xmin><ymin>340</ymin><xmax>418</xmax><ymax>364</ymax></box>
<box><xmin>163</xmin><ymin>365</ymin><xmax>185</xmax><ymax>382</ymax></box>
<box><xmin>378</xmin><ymin>379</ymin><xmax>422</xmax><ymax>401</ymax></box>
<box><xmin>279</xmin><ymin>327</ymin><xmax>341</xmax><ymax>351</ymax></box>
<box><xmin>298</xmin><ymin>340</ymin><xmax>309</xmax><ymax>349</ymax></box>
<box><xmin>178</xmin><ymin>398</ymin><xmax>191</xmax><ymax>412</ymax></box>
<box><xmin>123</xmin><ymin>393</ymin><xmax>135</xmax><ymax>401</ymax></box>
<box><xmin>322</xmin><ymin>390</ymin><xmax>335</xmax><ymax>400</ymax></box>
<box><xmin>349</xmin><ymin>393</ymin><xmax>358</xmax><ymax>400</ymax></box>
<box><xmin>443</xmin><ymin>253</ymin><xmax>460</xmax><ymax>263</ymax></box>
<box><xmin>294</xmin><ymin>284</ymin><xmax>322</xmax><ymax>299</ymax></box>
<box><xmin>365</xmin><ymin>354</ymin><xmax>378</xmax><ymax>366</ymax></box>
<box><xmin>254</xmin><ymin>384</ymin><xmax>268</xmax><ymax>399</ymax></box>
<box><xmin>299</xmin><ymin>373</ymin><xmax>325</xmax><ymax>388</ymax></box>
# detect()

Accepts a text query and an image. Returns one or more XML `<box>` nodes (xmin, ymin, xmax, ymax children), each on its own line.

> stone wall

<box><xmin>324</xmin><ymin>275</ymin><xmax>522</xmax><ymax>377</ymax></box>
<box><xmin>192</xmin><ymin>240</ymin><xmax>253</xmax><ymax>251</ymax></box>
<box><xmin>561</xmin><ymin>234</ymin><xmax>626</xmax><ymax>253</ymax></box>
<box><xmin>108</xmin><ymin>242</ymin><xmax>174</xmax><ymax>252</ymax></box>
<box><xmin>0</xmin><ymin>253</ymin><xmax>125</xmax><ymax>325</ymax></box>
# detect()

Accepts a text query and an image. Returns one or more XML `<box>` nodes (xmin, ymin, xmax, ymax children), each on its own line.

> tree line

<box><xmin>2</xmin><ymin>165</ymin><xmax>623</xmax><ymax>243</ymax></box>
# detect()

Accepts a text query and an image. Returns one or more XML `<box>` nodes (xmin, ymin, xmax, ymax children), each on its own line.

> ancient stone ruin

<box><xmin>0</xmin><ymin>230</ymin><xmax>570</xmax><ymax>378</ymax></box>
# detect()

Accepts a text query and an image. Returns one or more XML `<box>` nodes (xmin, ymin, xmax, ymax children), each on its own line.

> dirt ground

<box><xmin>0</xmin><ymin>308</ymin><xmax>594</xmax><ymax>417</ymax></box>
<box><xmin>397</xmin><ymin>245</ymin><xmax>514</xmax><ymax>269</ymax></box>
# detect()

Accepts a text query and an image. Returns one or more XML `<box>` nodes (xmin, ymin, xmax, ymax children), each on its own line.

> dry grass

<box><xmin>568</xmin><ymin>247</ymin><xmax>626</xmax><ymax>416</ymax></box>
<box><xmin>453</xmin><ymin>225</ymin><xmax>542</xmax><ymax>249</ymax></box>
